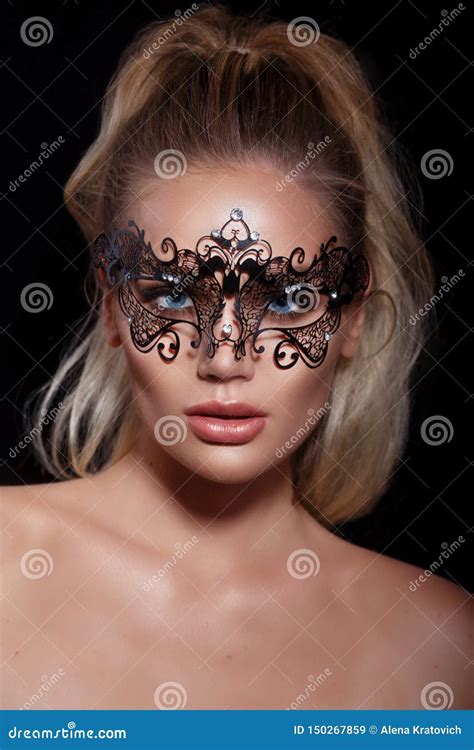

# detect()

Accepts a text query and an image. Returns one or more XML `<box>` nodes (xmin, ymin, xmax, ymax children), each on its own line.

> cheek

<box><xmin>263</xmin><ymin>354</ymin><xmax>337</xmax><ymax>460</ymax></box>
<box><xmin>114</xmin><ymin>300</ymin><xmax>186</xmax><ymax>396</ymax></box>
<box><xmin>124</xmin><ymin>345</ymin><xmax>186</xmax><ymax>413</ymax></box>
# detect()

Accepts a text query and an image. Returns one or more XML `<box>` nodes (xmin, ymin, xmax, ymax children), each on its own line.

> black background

<box><xmin>1</xmin><ymin>1</ymin><xmax>472</xmax><ymax>590</ymax></box>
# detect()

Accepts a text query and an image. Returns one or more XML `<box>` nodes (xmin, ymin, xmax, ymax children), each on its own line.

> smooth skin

<box><xmin>1</xmin><ymin>167</ymin><xmax>472</xmax><ymax>709</ymax></box>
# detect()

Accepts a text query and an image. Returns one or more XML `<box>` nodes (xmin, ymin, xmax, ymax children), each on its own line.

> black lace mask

<box><xmin>92</xmin><ymin>208</ymin><xmax>370</xmax><ymax>369</ymax></box>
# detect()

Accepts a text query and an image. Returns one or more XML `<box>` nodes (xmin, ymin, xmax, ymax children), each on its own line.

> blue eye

<box><xmin>160</xmin><ymin>291</ymin><xmax>192</xmax><ymax>310</ymax></box>
<box><xmin>266</xmin><ymin>285</ymin><xmax>320</xmax><ymax>319</ymax></box>
<box><xmin>140</xmin><ymin>285</ymin><xmax>195</xmax><ymax>316</ymax></box>
<box><xmin>268</xmin><ymin>295</ymin><xmax>293</xmax><ymax>314</ymax></box>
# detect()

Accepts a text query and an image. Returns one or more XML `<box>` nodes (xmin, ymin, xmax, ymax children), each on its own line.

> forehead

<box><xmin>123</xmin><ymin>166</ymin><xmax>336</xmax><ymax>259</ymax></box>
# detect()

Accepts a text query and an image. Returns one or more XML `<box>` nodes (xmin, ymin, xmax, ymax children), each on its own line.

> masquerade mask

<box><xmin>92</xmin><ymin>208</ymin><xmax>369</xmax><ymax>369</ymax></box>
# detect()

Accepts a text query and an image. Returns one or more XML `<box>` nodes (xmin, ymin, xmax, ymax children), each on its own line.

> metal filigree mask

<box><xmin>92</xmin><ymin>208</ymin><xmax>370</xmax><ymax>369</ymax></box>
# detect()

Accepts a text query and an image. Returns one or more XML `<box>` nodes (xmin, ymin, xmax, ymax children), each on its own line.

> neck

<box><xmin>112</xmin><ymin>433</ymin><xmax>323</xmax><ymax>559</ymax></box>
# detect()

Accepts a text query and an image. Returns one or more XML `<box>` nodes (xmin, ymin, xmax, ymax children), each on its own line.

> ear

<box><xmin>97</xmin><ymin>268</ymin><xmax>122</xmax><ymax>347</ymax></box>
<box><xmin>339</xmin><ymin>298</ymin><xmax>367</xmax><ymax>360</ymax></box>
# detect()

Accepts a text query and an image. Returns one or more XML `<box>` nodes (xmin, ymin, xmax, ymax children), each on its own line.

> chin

<box><xmin>200</xmin><ymin>466</ymin><xmax>263</xmax><ymax>484</ymax></box>
<box><xmin>176</xmin><ymin>445</ymin><xmax>271</xmax><ymax>484</ymax></box>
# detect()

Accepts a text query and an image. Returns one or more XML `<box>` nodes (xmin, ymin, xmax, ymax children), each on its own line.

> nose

<box><xmin>196</xmin><ymin>299</ymin><xmax>256</xmax><ymax>383</ymax></box>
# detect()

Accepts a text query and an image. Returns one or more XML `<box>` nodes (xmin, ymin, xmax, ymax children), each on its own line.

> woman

<box><xmin>1</xmin><ymin>5</ymin><xmax>471</xmax><ymax>710</ymax></box>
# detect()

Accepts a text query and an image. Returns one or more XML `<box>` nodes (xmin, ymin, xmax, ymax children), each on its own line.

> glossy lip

<box><xmin>184</xmin><ymin>400</ymin><xmax>267</xmax><ymax>444</ymax></box>
<box><xmin>184</xmin><ymin>400</ymin><xmax>267</xmax><ymax>418</ymax></box>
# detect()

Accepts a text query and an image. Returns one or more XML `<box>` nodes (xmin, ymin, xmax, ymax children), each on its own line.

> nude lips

<box><xmin>184</xmin><ymin>400</ymin><xmax>267</xmax><ymax>444</ymax></box>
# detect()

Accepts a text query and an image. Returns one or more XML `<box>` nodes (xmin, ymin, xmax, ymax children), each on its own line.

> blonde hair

<box><xmin>26</xmin><ymin>4</ymin><xmax>436</xmax><ymax>527</ymax></box>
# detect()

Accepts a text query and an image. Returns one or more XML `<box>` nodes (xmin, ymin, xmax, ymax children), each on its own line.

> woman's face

<box><xmin>100</xmin><ymin>166</ymin><xmax>365</xmax><ymax>483</ymax></box>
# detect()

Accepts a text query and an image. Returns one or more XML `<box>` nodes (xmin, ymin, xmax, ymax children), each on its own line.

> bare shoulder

<box><xmin>0</xmin><ymin>475</ymin><xmax>114</xmax><ymax>650</ymax></box>
<box><xmin>0</xmin><ymin>476</ymin><xmax>103</xmax><ymax>581</ymax></box>
<box><xmin>333</xmin><ymin>534</ymin><xmax>473</xmax><ymax>708</ymax></box>
<box><xmin>346</xmin><ymin>537</ymin><xmax>472</xmax><ymax>624</ymax></box>
<box><xmin>0</xmin><ymin>477</ymin><xmax>93</xmax><ymax>537</ymax></box>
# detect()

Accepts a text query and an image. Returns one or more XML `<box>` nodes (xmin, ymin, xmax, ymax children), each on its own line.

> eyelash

<box><xmin>265</xmin><ymin>308</ymin><xmax>301</xmax><ymax>321</ymax></box>
<box><xmin>265</xmin><ymin>293</ymin><xmax>312</xmax><ymax>320</ymax></box>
